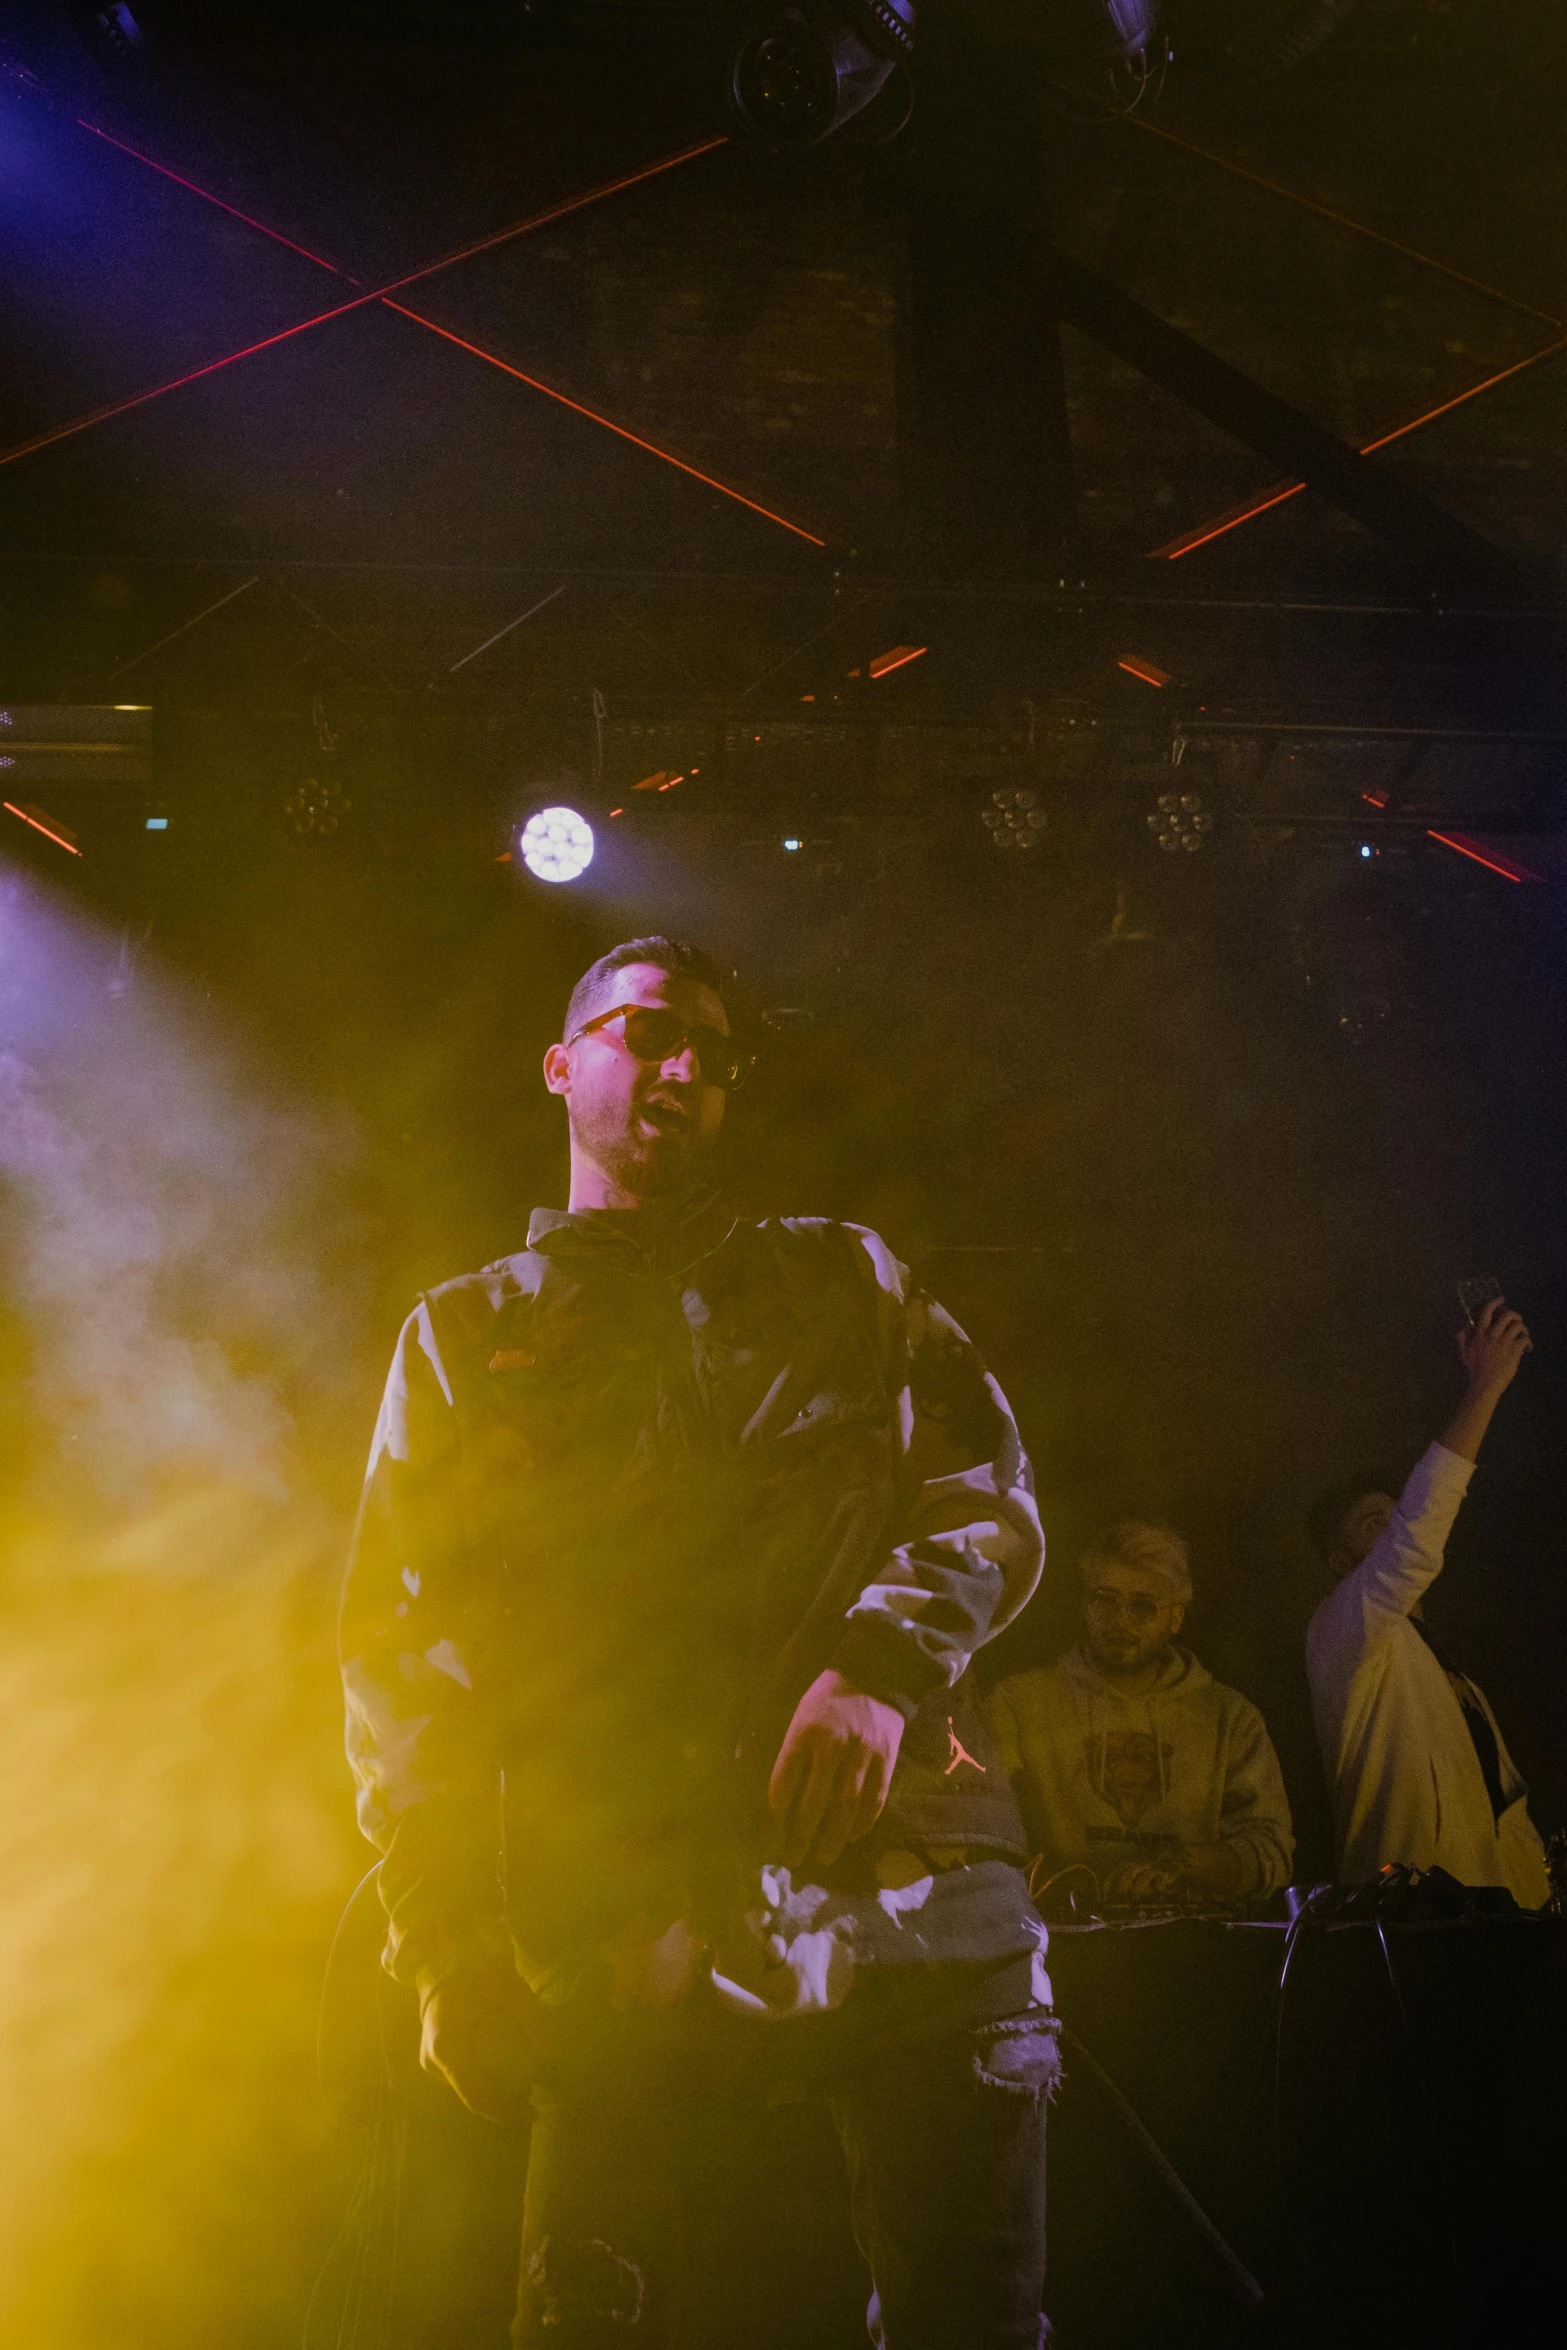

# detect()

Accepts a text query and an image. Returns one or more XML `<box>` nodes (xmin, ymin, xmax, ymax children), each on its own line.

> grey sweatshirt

<box><xmin>988</xmin><ymin>1645</ymin><xmax>1295</xmax><ymax>1899</ymax></box>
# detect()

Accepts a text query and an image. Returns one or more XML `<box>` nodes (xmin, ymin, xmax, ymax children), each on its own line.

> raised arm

<box><xmin>1308</xmin><ymin>1296</ymin><xmax>1532</xmax><ymax>1662</ymax></box>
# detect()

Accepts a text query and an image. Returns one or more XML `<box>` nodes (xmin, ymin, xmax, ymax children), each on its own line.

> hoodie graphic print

<box><xmin>988</xmin><ymin>1645</ymin><xmax>1294</xmax><ymax>1899</ymax></box>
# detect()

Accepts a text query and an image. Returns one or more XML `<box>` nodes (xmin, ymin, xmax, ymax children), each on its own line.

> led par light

<box><xmin>520</xmin><ymin>805</ymin><xmax>594</xmax><ymax>883</ymax></box>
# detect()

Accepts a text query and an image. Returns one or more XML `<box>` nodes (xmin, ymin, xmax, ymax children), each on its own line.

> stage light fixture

<box><xmin>981</xmin><ymin>787</ymin><xmax>1046</xmax><ymax>853</ymax></box>
<box><xmin>1103</xmin><ymin>0</ymin><xmax>1160</xmax><ymax>62</ymax></box>
<box><xmin>782</xmin><ymin>836</ymin><xmax>804</xmax><ymax>852</ymax></box>
<box><xmin>71</xmin><ymin>3</ymin><xmax>157</xmax><ymax>71</ymax></box>
<box><xmin>1147</xmin><ymin>791</ymin><xmax>1213</xmax><ymax>854</ymax></box>
<box><xmin>726</xmin><ymin>1</ymin><xmax>914</xmax><ymax>147</ymax></box>
<box><xmin>284</xmin><ymin>774</ymin><xmax>349</xmax><ymax>839</ymax></box>
<box><xmin>520</xmin><ymin>805</ymin><xmax>594</xmax><ymax>884</ymax></box>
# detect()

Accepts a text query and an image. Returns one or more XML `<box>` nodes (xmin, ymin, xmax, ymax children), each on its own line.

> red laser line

<box><xmin>1426</xmin><ymin>831</ymin><xmax>1542</xmax><ymax>883</ymax></box>
<box><xmin>78</xmin><ymin>120</ymin><xmax>348</xmax><ymax>274</ymax></box>
<box><xmin>382</xmin><ymin>301</ymin><xmax>827</xmax><ymax>546</ymax></box>
<box><xmin>1152</xmin><ymin>335</ymin><xmax>1567</xmax><ymax>560</ymax></box>
<box><xmin>1124</xmin><ymin>114</ymin><xmax>1563</xmax><ymax>329</ymax></box>
<box><xmin>4</xmin><ymin>802</ymin><xmax>81</xmax><ymax>855</ymax></box>
<box><xmin>0</xmin><ymin>296</ymin><xmax>378</xmax><ymax>468</ymax></box>
<box><xmin>1118</xmin><ymin>656</ymin><xmax>1170</xmax><ymax>686</ymax></box>
<box><xmin>73</xmin><ymin>122</ymin><xmax>824</xmax><ymax>545</ymax></box>
<box><xmin>867</xmin><ymin>645</ymin><xmax>926</xmax><ymax>678</ymax></box>
<box><xmin>1358</xmin><ymin>338</ymin><xmax>1567</xmax><ymax>453</ymax></box>
<box><xmin>0</xmin><ymin>138</ymin><xmax>729</xmax><ymax>473</ymax></box>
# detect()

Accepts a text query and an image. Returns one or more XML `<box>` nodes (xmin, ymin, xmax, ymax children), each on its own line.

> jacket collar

<box><xmin>526</xmin><ymin>1191</ymin><xmax>738</xmax><ymax>1279</ymax></box>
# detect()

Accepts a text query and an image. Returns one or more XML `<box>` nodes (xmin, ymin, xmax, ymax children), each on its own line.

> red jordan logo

<box><xmin>945</xmin><ymin>1720</ymin><xmax>987</xmax><ymax>1777</ymax></box>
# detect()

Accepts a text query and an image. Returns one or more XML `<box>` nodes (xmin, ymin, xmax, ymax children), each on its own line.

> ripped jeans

<box><xmin>514</xmin><ymin>1956</ymin><xmax>1058</xmax><ymax>2350</ymax></box>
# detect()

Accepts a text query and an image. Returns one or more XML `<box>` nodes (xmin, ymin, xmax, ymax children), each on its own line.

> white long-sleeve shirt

<box><xmin>1305</xmin><ymin>1441</ymin><xmax>1548</xmax><ymax>1907</ymax></box>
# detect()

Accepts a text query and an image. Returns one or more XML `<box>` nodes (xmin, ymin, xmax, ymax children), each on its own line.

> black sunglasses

<box><xmin>569</xmin><ymin>1003</ymin><xmax>753</xmax><ymax>1091</ymax></box>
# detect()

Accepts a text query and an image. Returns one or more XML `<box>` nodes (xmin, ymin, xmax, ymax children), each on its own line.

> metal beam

<box><xmin>1052</xmin><ymin>255</ymin><xmax>1538</xmax><ymax>593</ymax></box>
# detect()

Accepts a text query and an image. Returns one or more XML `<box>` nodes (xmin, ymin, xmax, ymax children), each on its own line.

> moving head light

<box><xmin>725</xmin><ymin>0</ymin><xmax>915</xmax><ymax>147</ymax></box>
<box><xmin>722</xmin><ymin>2</ymin><xmax>1161</xmax><ymax>147</ymax></box>
<box><xmin>70</xmin><ymin>3</ymin><xmax>160</xmax><ymax>72</ymax></box>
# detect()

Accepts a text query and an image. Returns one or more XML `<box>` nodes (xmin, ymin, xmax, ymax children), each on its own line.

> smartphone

<box><xmin>1457</xmin><ymin>1276</ymin><xmax>1503</xmax><ymax>1327</ymax></box>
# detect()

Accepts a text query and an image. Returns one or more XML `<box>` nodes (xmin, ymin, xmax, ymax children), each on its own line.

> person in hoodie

<box><xmin>340</xmin><ymin>937</ymin><xmax>1058</xmax><ymax>2350</ymax></box>
<box><xmin>1304</xmin><ymin>1293</ymin><xmax>1548</xmax><ymax>1908</ymax></box>
<box><xmin>989</xmin><ymin>1522</ymin><xmax>1294</xmax><ymax>1907</ymax></box>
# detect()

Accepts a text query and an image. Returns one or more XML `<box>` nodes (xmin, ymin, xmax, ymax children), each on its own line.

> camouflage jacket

<box><xmin>340</xmin><ymin>1200</ymin><xmax>1046</xmax><ymax>2000</ymax></box>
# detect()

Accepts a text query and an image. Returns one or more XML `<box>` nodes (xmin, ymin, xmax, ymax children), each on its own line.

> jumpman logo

<box><xmin>945</xmin><ymin>1719</ymin><xmax>987</xmax><ymax>1777</ymax></box>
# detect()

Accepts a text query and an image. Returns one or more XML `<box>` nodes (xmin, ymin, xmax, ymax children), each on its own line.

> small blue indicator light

<box><xmin>146</xmin><ymin>817</ymin><xmax>168</xmax><ymax>830</ymax></box>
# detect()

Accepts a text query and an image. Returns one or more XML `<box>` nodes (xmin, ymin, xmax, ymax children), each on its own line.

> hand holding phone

<box><xmin>1457</xmin><ymin>1276</ymin><xmax>1503</xmax><ymax>1327</ymax></box>
<box><xmin>1456</xmin><ymin>1291</ymin><xmax>1531</xmax><ymax>1396</ymax></box>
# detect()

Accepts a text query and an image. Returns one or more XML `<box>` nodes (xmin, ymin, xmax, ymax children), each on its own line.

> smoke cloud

<box><xmin>0</xmin><ymin>866</ymin><xmax>375</xmax><ymax>2346</ymax></box>
<box><xmin>0</xmin><ymin>869</ymin><xmax>362</xmax><ymax>1526</ymax></box>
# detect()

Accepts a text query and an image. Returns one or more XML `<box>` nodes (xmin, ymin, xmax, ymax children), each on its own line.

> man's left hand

<box><xmin>768</xmin><ymin>1669</ymin><xmax>905</xmax><ymax>1873</ymax></box>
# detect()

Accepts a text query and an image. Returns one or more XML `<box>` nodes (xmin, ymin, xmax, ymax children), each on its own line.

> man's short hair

<box><xmin>1305</xmin><ymin>1471</ymin><xmax>1396</xmax><ymax>1562</ymax></box>
<box><xmin>562</xmin><ymin>937</ymin><xmax>733</xmax><ymax>1044</ymax></box>
<box><xmin>1079</xmin><ymin>1520</ymin><xmax>1193</xmax><ymax>1609</ymax></box>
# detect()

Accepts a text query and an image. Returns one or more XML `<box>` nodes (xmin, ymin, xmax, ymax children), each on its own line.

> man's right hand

<box><xmin>1457</xmin><ymin>1295</ymin><xmax>1532</xmax><ymax>1395</ymax></box>
<box><xmin>419</xmin><ymin>1959</ymin><xmax>550</xmax><ymax>2123</ymax></box>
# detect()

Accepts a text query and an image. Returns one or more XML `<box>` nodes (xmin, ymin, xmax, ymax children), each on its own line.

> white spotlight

<box><xmin>520</xmin><ymin>805</ymin><xmax>594</xmax><ymax>884</ymax></box>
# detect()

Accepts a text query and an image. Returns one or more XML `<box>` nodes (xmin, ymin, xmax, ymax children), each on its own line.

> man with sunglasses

<box><xmin>341</xmin><ymin>937</ymin><xmax>1055</xmax><ymax>2347</ymax></box>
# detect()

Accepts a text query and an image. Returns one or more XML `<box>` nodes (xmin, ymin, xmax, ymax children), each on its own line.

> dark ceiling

<box><xmin>1</xmin><ymin>0</ymin><xmax>1565</xmax><ymax>732</ymax></box>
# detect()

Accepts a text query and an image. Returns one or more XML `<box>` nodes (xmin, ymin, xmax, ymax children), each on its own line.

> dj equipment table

<box><xmin>1043</xmin><ymin>1911</ymin><xmax>1567</xmax><ymax>2348</ymax></box>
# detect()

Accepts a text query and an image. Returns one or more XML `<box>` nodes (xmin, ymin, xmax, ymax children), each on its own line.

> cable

<box><xmin>1064</xmin><ymin>2023</ymin><xmax>1265</xmax><ymax>2311</ymax></box>
<box><xmin>1026</xmin><ymin>1856</ymin><xmax>1102</xmax><ymax>1915</ymax></box>
<box><xmin>1270</xmin><ymin>1906</ymin><xmax>1352</xmax><ymax>2307</ymax></box>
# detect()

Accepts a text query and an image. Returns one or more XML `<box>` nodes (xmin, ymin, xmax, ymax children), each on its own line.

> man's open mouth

<box><xmin>640</xmin><ymin>1098</ymin><xmax>691</xmax><ymax>1135</ymax></box>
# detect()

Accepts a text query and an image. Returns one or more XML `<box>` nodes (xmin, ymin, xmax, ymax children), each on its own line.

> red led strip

<box><xmin>1358</xmin><ymin>797</ymin><xmax>1541</xmax><ymax>880</ymax></box>
<box><xmin>1151</xmin><ymin>482</ymin><xmax>1307</xmax><ymax>562</ymax></box>
<box><xmin>4</xmin><ymin>802</ymin><xmax>81</xmax><ymax>855</ymax></box>
<box><xmin>1152</xmin><ymin>336</ymin><xmax>1567</xmax><ymax>561</ymax></box>
<box><xmin>2</xmin><ymin>138</ymin><xmax>730</xmax><ymax>472</ymax></box>
<box><xmin>1118</xmin><ymin>656</ymin><xmax>1171</xmax><ymax>687</ymax></box>
<box><xmin>382</xmin><ymin>302</ymin><xmax>827</xmax><ymax>545</ymax></box>
<box><xmin>867</xmin><ymin>645</ymin><xmax>926</xmax><ymax>678</ymax></box>
<box><xmin>1426</xmin><ymin>831</ymin><xmax>1543</xmax><ymax>884</ymax></box>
